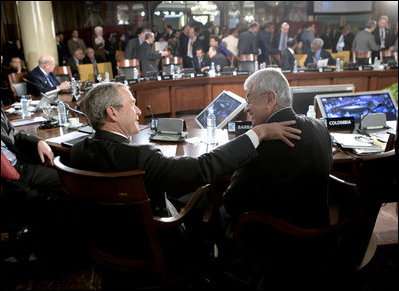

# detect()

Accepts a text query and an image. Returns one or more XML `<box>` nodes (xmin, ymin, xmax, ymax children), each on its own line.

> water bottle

<box><xmin>133</xmin><ymin>67</ymin><xmax>139</xmax><ymax>80</ymax></box>
<box><xmin>20</xmin><ymin>95</ymin><xmax>30</xmax><ymax>118</ymax></box>
<box><xmin>254</xmin><ymin>60</ymin><xmax>258</xmax><ymax>72</ymax></box>
<box><xmin>104</xmin><ymin>71</ymin><xmax>110</xmax><ymax>82</ymax></box>
<box><xmin>306</xmin><ymin>105</ymin><xmax>316</xmax><ymax>119</ymax></box>
<box><xmin>57</xmin><ymin>100</ymin><xmax>68</xmax><ymax>126</ymax></box>
<box><xmin>336</xmin><ymin>58</ymin><xmax>341</xmax><ymax>72</ymax></box>
<box><xmin>207</xmin><ymin>106</ymin><xmax>217</xmax><ymax>145</ymax></box>
<box><xmin>71</xmin><ymin>77</ymin><xmax>77</xmax><ymax>95</ymax></box>
<box><xmin>208</xmin><ymin>62</ymin><xmax>216</xmax><ymax>78</ymax></box>
<box><xmin>373</xmin><ymin>57</ymin><xmax>379</xmax><ymax>70</ymax></box>
<box><xmin>170</xmin><ymin>64</ymin><xmax>175</xmax><ymax>78</ymax></box>
<box><xmin>293</xmin><ymin>60</ymin><xmax>298</xmax><ymax>73</ymax></box>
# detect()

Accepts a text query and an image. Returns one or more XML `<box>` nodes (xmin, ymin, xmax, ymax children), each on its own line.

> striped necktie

<box><xmin>46</xmin><ymin>74</ymin><xmax>54</xmax><ymax>87</ymax></box>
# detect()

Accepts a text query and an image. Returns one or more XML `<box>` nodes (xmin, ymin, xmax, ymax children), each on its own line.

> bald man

<box><xmin>27</xmin><ymin>55</ymin><xmax>70</xmax><ymax>96</ymax></box>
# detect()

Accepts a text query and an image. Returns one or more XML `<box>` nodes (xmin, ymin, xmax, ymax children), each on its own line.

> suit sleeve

<box><xmin>124</xmin><ymin>39</ymin><xmax>134</xmax><ymax>59</ymax></box>
<box><xmin>142</xmin><ymin>134</ymin><xmax>258</xmax><ymax>194</ymax></box>
<box><xmin>368</xmin><ymin>35</ymin><xmax>380</xmax><ymax>52</ymax></box>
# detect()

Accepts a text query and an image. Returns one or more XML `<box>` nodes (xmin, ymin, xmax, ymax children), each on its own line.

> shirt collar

<box><xmin>288</xmin><ymin>47</ymin><xmax>294</xmax><ymax>55</ymax></box>
<box><xmin>39</xmin><ymin>67</ymin><xmax>48</xmax><ymax>76</ymax></box>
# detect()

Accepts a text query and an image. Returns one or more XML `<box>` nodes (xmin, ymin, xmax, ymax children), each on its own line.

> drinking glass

<box><xmin>41</xmin><ymin>102</ymin><xmax>52</xmax><ymax>121</ymax></box>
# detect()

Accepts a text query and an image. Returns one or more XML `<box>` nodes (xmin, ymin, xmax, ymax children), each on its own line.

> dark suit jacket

<box><xmin>83</xmin><ymin>55</ymin><xmax>104</xmax><ymax>64</ymax></box>
<box><xmin>210</xmin><ymin>53</ymin><xmax>228</xmax><ymax>70</ymax></box>
<box><xmin>66</xmin><ymin>57</ymin><xmax>84</xmax><ymax>80</ymax></box>
<box><xmin>27</xmin><ymin>66</ymin><xmax>60</xmax><ymax>96</ymax></box>
<box><xmin>70</xmin><ymin>130</ymin><xmax>258</xmax><ymax>213</ymax></box>
<box><xmin>281</xmin><ymin>48</ymin><xmax>296</xmax><ymax>71</ymax></box>
<box><xmin>137</xmin><ymin>41</ymin><xmax>162</xmax><ymax>76</ymax></box>
<box><xmin>304</xmin><ymin>50</ymin><xmax>335</xmax><ymax>67</ymax></box>
<box><xmin>238</xmin><ymin>30</ymin><xmax>258</xmax><ymax>55</ymax></box>
<box><xmin>193</xmin><ymin>55</ymin><xmax>211</xmax><ymax>73</ymax></box>
<box><xmin>124</xmin><ymin>37</ymin><xmax>141</xmax><ymax>59</ymax></box>
<box><xmin>257</xmin><ymin>30</ymin><xmax>279</xmax><ymax>64</ymax></box>
<box><xmin>222</xmin><ymin>108</ymin><xmax>332</xmax><ymax>229</ymax></box>
<box><xmin>332</xmin><ymin>32</ymin><xmax>355</xmax><ymax>53</ymax></box>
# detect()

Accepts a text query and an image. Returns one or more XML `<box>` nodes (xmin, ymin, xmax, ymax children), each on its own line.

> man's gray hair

<box><xmin>38</xmin><ymin>56</ymin><xmax>54</xmax><ymax>67</ymax></box>
<box><xmin>84</xmin><ymin>83</ymin><xmax>127</xmax><ymax>130</ymax></box>
<box><xmin>244</xmin><ymin>68</ymin><xmax>291</xmax><ymax>107</ymax></box>
<box><xmin>312</xmin><ymin>38</ymin><xmax>324</xmax><ymax>48</ymax></box>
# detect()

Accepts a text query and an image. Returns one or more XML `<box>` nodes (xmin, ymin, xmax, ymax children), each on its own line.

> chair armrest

<box><xmin>153</xmin><ymin>184</ymin><xmax>212</xmax><ymax>229</ymax></box>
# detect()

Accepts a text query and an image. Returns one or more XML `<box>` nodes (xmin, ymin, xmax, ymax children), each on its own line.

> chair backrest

<box><xmin>232</xmin><ymin>174</ymin><xmax>375</xmax><ymax>287</ymax></box>
<box><xmin>294</xmin><ymin>54</ymin><xmax>307</xmax><ymax>67</ymax></box>
<box><xmin>117</xmin><ymin>59</ymin><xmax>141</xmax><ymax>78</ymax></box>
<box><xmin>54</xmin><ymin>66</ymin><xmax>72</xmax><ymax>82</ymax></box>
<box><xmin>380</xmin><ymin>50</ymin><xmax>397</xmax><ymax>63</ymax></box>
<box><xmin>77</xmin><ymin>63</ymin><xmax>95</xmax><ymax>83</ymax></box>
<box><xmin>8</xmin><ymin>72</ymin><xmax>28</xmax><ymax>97</ymax></box>
<box><xmin>162</xmin><ymin>56</ymin><xmax>183</xmax><ymax>69</ymax></box>
<box><xmin>237</xmin><ymin>54</ymin><xmax>257</xmax><ymax>62</ymax></box>
<box><xmin>53</xmin><ymin>156</ymin><xmax>167</xmax><ymax>285</ymax></box>
<box><xmin>353</xmin><ymin>51</ymin><xmax>371</xmax><ymax>64</ymax></box>
<box><xmin>97</xmin><ymin>62</ymin><xmax>113</xmax><ymax>80</ymax></box>
<box><xmin>331</xmin><ymin>50</ymin><xmax>350</xmax><ymax>64</ymax></box>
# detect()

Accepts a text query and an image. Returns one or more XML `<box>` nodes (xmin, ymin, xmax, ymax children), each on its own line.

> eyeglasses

<box><xmin>245</xmin><ymin>90</ymin><xmax>278</xmax><ymax>105</ymax></box>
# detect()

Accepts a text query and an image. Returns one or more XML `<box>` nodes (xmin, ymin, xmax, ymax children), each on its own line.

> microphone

<box><xmin>23</xmin><ymin>77</ymin><xmax>45</xmax><ymax>92</ymax></box>
<box><xmin>63</xmin><ymin>103</ymin><xmax>94</xmax><ymax>133</ymax></box>
<box><xmin>357</xmin><ymin>103</ymin><xmax>383</xmax><ymax>134</ymax></box>
<box><xmin>146</xmin><ymin>105</ymin><xmax>157</xmax><ymax>130</ymax></box>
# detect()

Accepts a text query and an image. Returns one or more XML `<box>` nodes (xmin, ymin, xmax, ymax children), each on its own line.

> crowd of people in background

<box><xmin>1</xmin><ymin>15</ymin><xmax>398</xmax><ymax>104</ymax></box>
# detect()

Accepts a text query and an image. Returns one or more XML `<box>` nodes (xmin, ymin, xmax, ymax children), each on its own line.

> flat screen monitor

<box><xmin>316</xmin><ymin>90</ymin><xmax>398</xmax><ymax>123</ymax></box>
<box><xmin>119</xmin><ymin>66</ymin><xmax>138</xmax><ymax>80</ymax></box>
<box><xmin>290</xmin><ymin>84</ymin><xmax>355</xmax><ymax>115</ymax></box>
<box><xmin>238</xmin><ymin>61</ymin><xmax>256</xmax><ymax>73</ymax></box>
<box><xmin>195</xmin><ymin>90</ymin><xmax>247</xmax><ymax>129</ymax></box>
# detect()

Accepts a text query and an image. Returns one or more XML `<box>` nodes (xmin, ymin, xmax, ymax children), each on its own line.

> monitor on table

<box><xmin>290</xmin><ymin>84</ymin><xmax>355</xmax><ymax>115</ymax></box>
<box><xmin>315</xmin><ymin>90</ymin><xmax>398</xmax><ymax>123</ymax></box>
<box><xmin>195</xmin><ymin>90</ymin><xmax>247</xmax><ymax>129</ymax></box>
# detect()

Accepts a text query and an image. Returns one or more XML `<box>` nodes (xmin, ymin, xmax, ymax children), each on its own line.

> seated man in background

<box><xmin>70</xmin><ymin>83</ymin><xmax>301</xmax><ymax>217</ymax></box>
<box><xmin>220</xmin><ymin>68</ymin><xmax>332</xmax><ymax>237</ymax></box>
<box><xmin>207</xmin><ymin>46</ymin><xmax>229</xmax><ymax>72</ymax></box>
<box><xmin>27</xmin><ymin>55</ymin><xmax>70</xmax><ymax>96</ymax></box>
<box><xmin>83</xmin><ymin>47</ymin><xmax>104</xmax><ymax>77</ymax></box>
<box><xmin>66</xmin><ymin>48</ymin><xmax>85</xmax><ymax>80</ymax></box>
<box><xmin>193</xmin><ymin>47</ymin><xmax>211</xmax><ymax>74</ymax></box>
<box><xmin>304</xmin><ymin>38</ymin><xmax>335</xmax><ymax>67</ymax></box>
<box><xmin>5</xmin><ymin>57</ymin><xmax>27</xmax><ymax>74</ymax></box>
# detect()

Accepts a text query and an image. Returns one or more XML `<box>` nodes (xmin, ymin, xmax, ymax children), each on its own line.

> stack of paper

<box><xmin>330</xmin><ymin>133</ymin><xmax>384</xmax><ymax>154</ymax></box>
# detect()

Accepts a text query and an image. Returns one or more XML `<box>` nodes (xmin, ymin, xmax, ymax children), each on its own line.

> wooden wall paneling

<box><xmin>172</xmin><ymin>85</ymin><xmax>206</xmax><ymax>116</ymax></box>
<box><xmin>135</xmin><ymin>86</ymin><xmax>170</xmax><ymax>122</ymax></box>
<box><xmin>333</xmin><ymin>77</ymin><xmax>369</xmax><ymax>91</ymax></box>
<box><xmin>295</xmin><ymin>78</ymin><xmax>332</xmax><ymax>86</ymax></box>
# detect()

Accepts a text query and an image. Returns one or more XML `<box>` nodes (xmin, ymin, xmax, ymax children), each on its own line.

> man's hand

<box><xmin>252</xmin><ymin>120</ymin><xmax>301</xmax><ymax>147</ymax></box>
<box><xmin>58</xmin><ymin>81</ymin><xmax>71</xmax><ymax>91</ymax></box>
<box><xmin>37</xmin><ymin>140</ymin><xmax>54</xmax><ymax>166</ymax></box>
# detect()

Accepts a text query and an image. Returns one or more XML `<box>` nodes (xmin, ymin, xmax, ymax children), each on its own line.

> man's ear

<box><xmin>266</xmin><ymin>90</ymin><xmax>277</xmax><ymax>106</ymax></box>
<box><xmin>105</xmin><ymin>106</ymin><xmax>118</xmax><ymax>122</ymax></box>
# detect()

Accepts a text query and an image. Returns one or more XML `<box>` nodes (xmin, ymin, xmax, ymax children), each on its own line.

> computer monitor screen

<box><xmin>195</xmin><ymin>91</ymin><xmax>247</xmax><ymax>129</ymax></box>
<box><xmin>119</xmin><ymin>66</ymin><xmax>138</xmax><ymax>80</ymax></box>
<box><xmin>316</xmin><ymin>90</ymin><xmax>398</xmax><ymax>123</ymax></box>
<box><xmin>238</xmin><ymin>61</ymin><xmax>256</xmax><ymax>73</ymax></box>
<box><xmin>356</xmin><ymin>58</ymin><xmax>370</xmax><ymax>66</ymax></box>
<box><xmin>290</xmin><ymin>84</ymin><xmax>355</xmax><ymax>115</ymax></box>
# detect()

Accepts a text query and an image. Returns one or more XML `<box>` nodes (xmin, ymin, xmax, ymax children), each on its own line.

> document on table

<box><xmin>10</xmin><ymin>116</ymin><xmax>47</xmax><ymax>127</ymax></box>
<box><xmin>330</xmin><ymin>133</ymin><xmax>383</xmax><ymax>150</ymax></box>
<box><xmin>45</xmin><ymin>131</ymin><xmax>89</xmax><ymax>144</ymax></box>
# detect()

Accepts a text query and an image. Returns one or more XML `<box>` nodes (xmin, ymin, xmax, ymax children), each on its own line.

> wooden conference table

<box><xmin>5</xmin><ymin>91</ymin><xmax>396</xmax><ymax>185</ymax></box>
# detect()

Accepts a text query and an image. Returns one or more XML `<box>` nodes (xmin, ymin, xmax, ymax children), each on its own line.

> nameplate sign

<box><xmin>227</xmin><ymin>121</ymin><xmax>252</xmax><ymax>133</ymax></box>
<box><xmin>236</xmin><ymin>71</ymin><xmax>249</xmax><ymax>76</ymax></box>
<box><xmin>195</xmin><ymin>73</ymin><xmax>205</xmax><ymax>77</ymax></box>
<box><xmin>162</xmin><ymin>75</ymin><xmax>172</xmax><ymax>80</ymax></box>
<box><xmin>221</xmin><ymin>71</ymin><xmax>234</xmax><ymax>76</ymax></box>
<box><xmin>326</xmin><ymin>117</ymin><xmax>355</xmax><ymax>129</ymax></box>
<box><xmin>128</xmin><ymin>79</ymin><xmax>139</xmax><ymax>84</ymax></box>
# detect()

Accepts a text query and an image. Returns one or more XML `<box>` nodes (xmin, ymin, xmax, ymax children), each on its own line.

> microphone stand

<box><xmin>146</xmin><ymin>105</ymin><xmax>157</xmax><ymax>130</ymax></box>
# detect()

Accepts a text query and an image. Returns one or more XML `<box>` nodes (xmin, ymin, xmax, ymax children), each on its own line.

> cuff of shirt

<box><xmin>244</xmin><ymin>129</ymin><xmax>259</xmax><ymax>149</ymax></box>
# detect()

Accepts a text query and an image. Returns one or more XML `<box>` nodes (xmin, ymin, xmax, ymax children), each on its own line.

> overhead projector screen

<box><xmin>313</xmin><ymin>1</ymin><xmax>372</xmax><ymax>13</ymax></box>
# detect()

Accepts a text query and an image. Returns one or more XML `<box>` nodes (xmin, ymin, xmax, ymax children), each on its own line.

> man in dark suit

<box><xmin>124</xmin><ymin>28</ymin><xmax>151</xmax><ymax>60</ymax></box>
<box><xmin>372</xmin><ymin>15</ymin><xmax>396</xmax><ymax>60</ymax></box>
<box><xmin>220</xmin><ymin>68</ymin><xmax>332</xmax><ymax>239</ymax></box>
<box><xmin>352</xmin><ymin>20</ymin><xmax>380</xmax><ymax>54</ymax></box>
<box><xmin>83</xmin><ymin>47</ymin><xmax>104</xmax><ymax>77</ymax></box>
<box><xmin>281</xmin><ymin>37</ymin><xmax>297</xmax><ymax>71</ymax></box>
<box><xmin>27</xmin><ymin>55</ymin><xmax>70</xmax><ymax>96</ymax></box>
<box><xmin>70</xmin><ymin>83</ymin><xmax>301</xmax><ymax>215</ymax></box>
<box><xmin>238</xmin><ymin>22</ymin><xmax>260</xmax><ymax>55</ymax></box>
<box><xmin>66</xmin><ymin>48</ymin><xmax>85</xmax><ymax>80</ymax></box>
<box><xmin>208</xmin><ymin>46</ymin><xmax>228</xmax><ymax>71</ymax></box>
<box><xmin>193</xmin><ymin>47</ymin><xmax>211</xmax><ymax>73</ymax></box>
<box><xmin>304</xmin><ymin>38</ymin><xmax>335</xmax><ymax>67</ymax></box>
<box><xmin>257</xmin><ymin>23</ymin><xmax>280</xmax><ymax>65</ymax></box>
<box><xmin>1</xmin><ymin>108</ymin><xmax>64</xmax><ymax>203</ymax></box>
<box><xmin>137</xmin><ymin>32</ymin><xmax>169</xmax><ymax>76</ymax></box>
<box><xmin>332</xmin><ymin>25</ymin><xmax>355</xmax><ymax>53</ymax></box>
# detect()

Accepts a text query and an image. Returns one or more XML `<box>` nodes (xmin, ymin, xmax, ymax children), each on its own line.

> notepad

<box><xmin>330</xmin><ymin>133</ymin><xmax>382</xmax><ymax>149</ymax></box>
